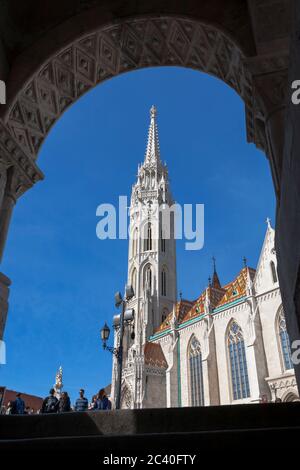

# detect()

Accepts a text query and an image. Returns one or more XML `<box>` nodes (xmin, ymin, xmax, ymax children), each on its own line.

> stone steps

<box><xmin>1</xmin><ymin>403</ymin><xmax>300</xmax><ymax>452</ymax></box>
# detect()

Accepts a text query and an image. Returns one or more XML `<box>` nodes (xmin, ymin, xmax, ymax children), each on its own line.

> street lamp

<box><xmin>101</xmin><ymin>284</ymin><xmax>135</xmax><ymax>409</ymax></box>
<box><xmin>100</xmin><ymin>322</ymin><xmax>110</xmax><ymax>345</ymax></box>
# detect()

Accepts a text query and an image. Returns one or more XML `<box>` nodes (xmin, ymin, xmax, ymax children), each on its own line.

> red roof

<box><xmin>144</xmin><ymin>342</ymin><xmax>167</xmax><ymax>368</ymax></box>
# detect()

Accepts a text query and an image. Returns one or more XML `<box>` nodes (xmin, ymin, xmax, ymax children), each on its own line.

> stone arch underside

<box><xmin>0</xmin><ymin>15</ymin><xmax>258</xmax><ymax>197</ymax></box>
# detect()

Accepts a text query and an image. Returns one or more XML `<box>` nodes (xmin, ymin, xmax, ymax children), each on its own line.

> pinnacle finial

<box><xmin>266</xmin><ymin>217</ymin><xmax>272</xmax><ymax>229</ymax></box>
<box><xmin>211</xmin><ymin>256</ymin><xmax>221</xmax><ymax>289</ymax></box>
<box><xmin>243</xmin><ymin>256</ymin><xmax>247</xmax><ymax>268</ymax></box>
<box><xmin>212</xmin><ymin>256</ymin><xmax>216</xmax><ymax>272</ymax></box>
<box><xmin>144</xmin><ymin>105</ymin><xmax>161</xmax><ymax>163</ymax></box>
<box><xmin>150</xmin><ymin>105</ymin><xmax>157</xmax><ymax>119</ymax></box>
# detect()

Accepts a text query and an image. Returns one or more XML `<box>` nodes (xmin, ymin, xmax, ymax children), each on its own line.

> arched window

<box><xmin>278</xmin><ymin>309</ymin><xmax>293</xmax><ymax>370</ymax></box>
<box><xmin>270</xmin><ymin>261</ymin><xmax>277</xmax><ymax>283</ymax></box>
<box><xmin>161</xmin><ymin>269</ymin><xmax>167</xmax><ymax>296</ymax></box>
<box><xmin>144</xmin><ymin>223</ymin><xmax>152</xmax><ymax>251</ymax></box>
<box><xmin>144</xmin><ymin>265</ymin><xmax>152</xmax><ymax>291</ymax></box>
<box><xmin>160</xmin><ymin>228</ymin><xmax>166</xmax><ymax>253</ymax></box>
<box><xmin>188</xmin><ymin>336</ymin><xmax>204</xmax><ymax>406</ymax></box>
<box><xmin>227</xmin><ymin>321</ymin><xmax>250</xmax><ymax>400</ymax></box>
<box><xmin>131</xmin><ymin>268</ymin><xmax>137</xmax><ymax>296</ymax></box>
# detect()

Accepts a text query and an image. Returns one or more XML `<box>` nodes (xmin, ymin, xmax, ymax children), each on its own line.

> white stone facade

<box><xmin>111</xmin><ymin>108</ymin><xmax>299</xmax><ymax>409</ymax></box>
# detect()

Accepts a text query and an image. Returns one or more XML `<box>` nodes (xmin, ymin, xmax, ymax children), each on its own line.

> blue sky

<box><xmin>0</xmin><ymin>67</ymin><xmax>275</xmax><ymax>404</ymax></box>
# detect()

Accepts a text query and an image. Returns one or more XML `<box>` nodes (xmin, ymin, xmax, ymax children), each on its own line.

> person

<box><xmin>89</xmin><ymin>395</ymin><xmax>97</xmax><ymax>410</ymax></box>
<box><xmin>5</xmin><ymin>401</ymin><xmax>14</xmax><ymax>415</ymax></box>
<box><xmin>41</xmin><ymin>388</ymin><xmax>58</xmax><ymax>414</ymax></box>
<box><xmin>74</xmin><ymin>389</ymin><xmax>88</xmax><ymax>412</ymax></box>
<box><xmin>95</xmin><ymin>389</ymin><xmax>112</xmax><ymax>410</ymax></box>
<box><xmin>14</xmin><ymin>393</ymin><xmax>25</xmax><ymax>415</ymax></box>
<box><xmin>58</xmin><ymin>391</ymin><xmax>71</xmax><ymax>413</ymax></box>
<box><xmin>260</xmin><ymin>394</ymin><xmax>268</xmax><ymax>404</ymax></box>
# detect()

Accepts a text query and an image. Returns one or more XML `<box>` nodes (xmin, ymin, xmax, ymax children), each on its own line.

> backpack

<box><xmin>45</xmin><ymin>395</ymin><xmax>58</xmax><ymax>413</ymax></box>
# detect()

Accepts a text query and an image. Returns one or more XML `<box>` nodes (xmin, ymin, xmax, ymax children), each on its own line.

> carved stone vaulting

<box><xmin>0</xmin><ymin>1</ymin><xmax>300</xmax><ymax>393</ymax></box>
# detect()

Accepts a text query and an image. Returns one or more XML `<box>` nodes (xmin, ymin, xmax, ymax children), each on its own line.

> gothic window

<box><xmin>270</xmin><ymin>261</ymin><xmax>278</xmax><ymax>283</ymax></box>
<box><xmin>144</xmin><ymin>265</ymin><xmax>152</xmax><ymax>291</ymax></box>
<box><xmin>144</xmin><ymin>223</ymin><xmax>152</xmax><ymax>251</ymax></box>
<box><xmin>278</xmin><ymin>309</ymin><xmax>293</xmax><ymax>371</ymax></box>
<box><xmin>161</xmin><ymin>269</ymin><xmax>167</xmax><ymax>296</ymax></box>
<box><xmin>131</xmin><ymin>268</ymin><xmax>137</xmax><ymax>297</ymax></box>
<box><xmin>188</xmin><ymin>336</ymin><xmax>204</xmax><ymax>406</ymax></box>
<box><xmin>227</xmin><ymin>321</ymin><xmax>250</xmax><ymax>400</ymax></box>
<box><xmin>160</xmin><ymin>228</ymin><xmax>166</xmax><ymax>253</ymax></box>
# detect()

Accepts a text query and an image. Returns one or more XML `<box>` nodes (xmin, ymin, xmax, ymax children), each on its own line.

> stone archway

<box><xmin>4</xmin><ymin>17</ymin><xmax>253</xmax><ymax>161</ymax></box>
<box><xmin>0</xmin><ymin>12</ymin><xmax>289</xmax><ymax>256</ymax></box>
<box><xmin>282</xmin><ymin>391</ymin><xmax>300</xmax><ymax>403</ymax></box>
<box><xmin>0</xmin><ymin>1</ymin><xmax>298</xmax><ymax>391</ymax></box>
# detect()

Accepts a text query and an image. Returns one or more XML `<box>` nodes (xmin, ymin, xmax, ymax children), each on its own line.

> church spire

<box><xmin>211</xmin><ymin>256</ymin><xmax>221</xmax><ymax>289</ymax></box>
<box><xmin>145</xmin><ymin>105</ymin><xmax>161</xmax><ymax>163</ymax></box>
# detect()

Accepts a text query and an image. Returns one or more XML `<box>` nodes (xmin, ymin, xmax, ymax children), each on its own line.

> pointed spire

<box><xmin>211</xmin><ymin>256</ymin><xmax>221</xmax><ymax>289</ymax></box>
<box><xmin>145</xmin><ymin>105</ymin><xmax>161</xmax><ymax>163</ymax></box>
<box><xmin>246</xmin><ymin>266</ymin><xmax>254</xmax><ymax>297</ymax></box>
<box><xmin>266</xmin><ymin>217</ymin><xmax>272</xmax><ymax>230</ymax></box>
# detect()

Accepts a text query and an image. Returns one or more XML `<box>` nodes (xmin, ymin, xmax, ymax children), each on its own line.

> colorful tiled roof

<box><xmin>153</xmin><ymin>267</ymin><xmax>256</xmax><ymax>335</ymax></box>
<box><xmin>155</xmin><ymin>299</ymin><xmax>194</xmax><ymax>333</ymax></box>
<box><xmin>144</xmin><ymin>342</ymin><xmax>168</xmax><ymax>368</ymax></box>
<box><xmin>217</xmin><ymin>267</ymin><xmax>256</xmax><ymax>307</ymax></box>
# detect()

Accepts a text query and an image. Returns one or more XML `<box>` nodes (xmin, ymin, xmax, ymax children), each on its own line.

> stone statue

<box><xmin>54</xmin><ymin>366</ymin><xmax>63</xmax><ymax>398</ymax></box>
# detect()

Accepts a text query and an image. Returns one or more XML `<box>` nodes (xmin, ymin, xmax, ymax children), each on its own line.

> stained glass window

<box><xmin>227</xmin><ymin>321</ymin><xmax>250</xmax><ymax>400</ymax></box>
<box><xmin>278</xmin><ymin>309</ymin><xmax>293</xmax><ymax>371</ymax></box>
<box><xmin>161</xmin><ymin>269</ymin><xmax>167</xmax><ymax>296</ymax></box>
<box><xmin>188</xmin><ymin>336</ymin><xmax>204</xmax><ymax>406</ymax></box>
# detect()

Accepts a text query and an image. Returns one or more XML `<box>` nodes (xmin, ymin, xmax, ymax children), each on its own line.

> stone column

<box><xmin>0</xmin><ymin>271</ymin><xmax>10</xmax><ymax>340</ymax></box>
<box><xmin>252</xmin><ymin>70</ymin><xmax>288</xmax><ymax>201</ymax></box>
<box><xmin>201</xmin><ymin>358</ymin><xmax>210</xmax><ymax>405</ymax></box>
<box><xmin>276</xmin><ymin>0</ymin><xmax>300</xmax><ymax>392</ymax></box>
<box><xmin>265</xmin><ymin>106</ymin><xmax>286</xmax><ymax>197</ymax></box>
<box><xmin>0</xmin><ymin>166</ymin><xmax>16</xmax><ymax>262</ymax></box>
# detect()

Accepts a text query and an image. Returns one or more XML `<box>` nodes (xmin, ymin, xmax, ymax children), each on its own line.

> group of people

<box><xmin>4</xmin><ymin>393</ymin><xmax>34</xmax><ymax>415</ymax></box>
<box><xmin>4</xmin><ymin>388</ymin><xmax>111</xmax><ymax>415</ymax></box>
<box><xmin>41</xmin><ymin>388</ymin><xmax>111</xmax><ymax>414</ymax></box>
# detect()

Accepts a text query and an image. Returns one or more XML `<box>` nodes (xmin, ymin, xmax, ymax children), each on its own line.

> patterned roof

<box><xmin>155</xmin><ymin>299</ymin><xmax>194</xmax><ymax>333</ymax></box>
<box><xmin>153</xmin><ymin>267</ymin><xmax>256</xmax><ymax>335</ymax></box>
<box><xmin>217</xmin><ymin>267</ymin><xmax>256</xmax><ymax>307</ymax></box>
<box><xmin>144</xmin><ymin>342</ymin><xmax>167</xmax><ymax>368</ymax></box>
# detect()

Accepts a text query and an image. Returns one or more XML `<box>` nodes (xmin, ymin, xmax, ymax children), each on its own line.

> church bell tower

<box><xmin>111</xmin><ymin>106</ymin><xmax>177</xmax><ymax>408</ymax></box>
<box><xmin>127</xmin><ymin>105</ymin><xmax>177</xmax><ymax>343</ymax></box>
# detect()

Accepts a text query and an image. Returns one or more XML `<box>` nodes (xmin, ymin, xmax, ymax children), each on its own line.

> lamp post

<box><xmin>100</xmin><ymin>284</ymin><xmax>134</xmax><ymax>409</ymax></box>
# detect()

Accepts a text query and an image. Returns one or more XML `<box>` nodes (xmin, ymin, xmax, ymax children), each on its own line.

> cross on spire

<box><xmin>145</xmin><ymin>105</ymin><xmax>161</xmax><ymax>163</ymax></box>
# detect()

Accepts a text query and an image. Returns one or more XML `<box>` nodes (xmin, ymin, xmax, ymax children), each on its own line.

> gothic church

<box><xmin>110</xmin><ymin>107</ymin><xmax>299</xmax><ymax>408</ymax></box>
